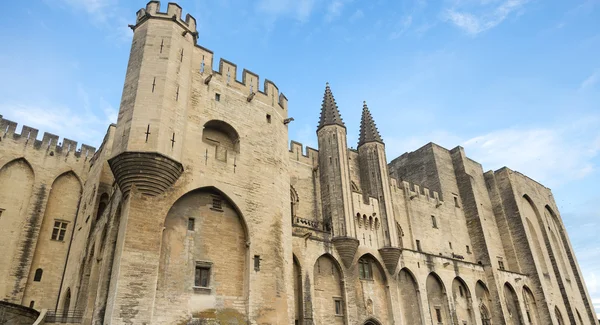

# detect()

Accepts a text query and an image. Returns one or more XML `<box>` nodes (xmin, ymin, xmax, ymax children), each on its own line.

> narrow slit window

<box><xmin>459</xmin><ymin>285</ymin><xmax>464</xmax><ymax>297</ymax></box>
<box><xmin>188</xmin><ymin>218</ymin><xmax>195</xmax><ymax>231</ymax></box>
<box><xmin>416</xmin><ymin>240</ymin><xmax>422</xmax><ymax>252</ymax></box>
<box><xmin>435</xmin><ymin>307</ymin><xmax>442</xmax><ymax>323</ymax></box>
<box><xmin>215</xmin><ymin>93</ymin><xmax>221</xmax><ymax>101</ymax></box>
<box><xmin>34</xmin><ymin>268</ymin><xmax>43</xmax><ymax>282</ymax></box>
<box><xmin>0</xmin><ymin>208</ymin><xmax>4</xmax><ymax>219</ymax></box>
<box><xmin>334</xmin><ymin>298</ymin><xmax>343</xmax><ymax>315</ymax></box>
<box><xmin>266</xmin><ymin>114</ymin><xmax>271</xmax><ymax>123</ymax></box>
<box><xmin>254</xmin><ymin>255</ymin><xmax>261</xmax><ymax>271</ymax></box>
<box><xmin>454</xmin><ymin>196</ymin><xmax>460</xmax><ymax>207</ymax></box>
<box><xmin>466</xmin><ymin>245</ymin><xmax>471</xmax><ymax>254</ymax></box>
<box><xmin>431</xmin><ymin>215</ymin><xmax>438</xmax><ymax>228</ymax></box>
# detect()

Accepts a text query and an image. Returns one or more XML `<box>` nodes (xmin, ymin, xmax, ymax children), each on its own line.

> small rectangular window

<box><xmin>416</xmin><ymin>240</ymin><xmax>422</xmax><ymax>252</ymax></box>
<box><xmin>459</xmin><ymin>285</ymin><xmax>464</xmax><ymax>297</ymax></box>
<box><xmin>266</xmin><ymin>114</ymin><xmax>271</xmax><ymax>123</ymax></box>
<box><xmin>449</xmin><ymin>242</ymin><xmax>452</xmax><ymax>249</ymax></box>
<box><xmin>254</xmin><ymin>255</ymin><xmax>261</xmax><ymax>271</ymax></box>
<box><xmin>51</xmin><ymin>221</ymin><xmax>68</xmax><ymax>241</ymax></box>
<box><xmin>334</xmin><ymin>298</ymin><xmax>343</xmax><ymax>315</ymax></box>
<box><xmin>29</xmin><ymin>301</ymin><xmax>35</xmax><ymax>308</ymax></box>
<box><xmin>215</xmin><ymin>93</ymin><xmax>220</xmax><ymax>101</ymax></box>
<box><xmin>431</xmin><ymin>215</ymin><xmax>438</xmax><ymax>228</ymax></box>
<box><xmin>195</xmin><ymin>265</ymin><xmax>211</xmax><ymax>287</ymax></box>
<box><xmin>466</xmin><ymin>245</ymin><xmax>471</xmax><ymax>254</ymax></box>
<box><xmin>0</xmin><ymin>208</ymin><xmax>4</xmax><ymax>219</ymax></box>
<box><xmin>435</xmin><ymin>307</ymin><xmax>442</xmax><ymax>322</ymax></box>
<box><xmin>454</xmin><ymin>196</ymin><xmax>460</xmax><ymax>208</ymax></box>
<box><xmin>188</xmin><ymin>218</ymin><xmax>195</xmax><ymax>231</ymax></box>
<box><xmin>498</xmin><ymin>259</ymin><xmax>505</xmax><ymax>270</ymax></box>
<box><xmin>212</xmin><ymin>197</ymin><xmax>222</xmax><ymax>210</ymax></box>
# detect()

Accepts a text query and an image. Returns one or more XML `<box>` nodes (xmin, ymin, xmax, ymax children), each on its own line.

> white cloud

<box><xmin>325</xmin><ymin>0</ymin><xmax>345</xmax><ymax>22</ymax></box>
<box><xmin>444</xmin><ymin>0</ymin><xmax>529</xmax><ymax>35</ymax></box>
<box><xmin>257</xmin><ymin>0</ymin><xmax>316</xmax><ymax>22</ymax></box>
<box><xmin>349</xmin><ymin>9</ymin><xmax>364</xmax><ymax>22</ymax></box>
<box><xmin>580</xmin><ymin>71</ymin><xmax>599</xmax><ymax>90</ymax></box>
<box><xmin>0</xmin><ymin>96</ymin><xmax>117</xmax><ymax>147</ymax></box>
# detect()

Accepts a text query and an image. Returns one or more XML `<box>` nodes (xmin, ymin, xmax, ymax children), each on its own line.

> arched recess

<box><xmin>313</xmin><ymin>254</ymin><xmax>345</xmax><ymax>325</ymax></box>
<box><xmin>290</xmin><ymin>186</ymin><xmax>299</xmax><ymax>220</ymax></box>
<box><xmin>521</xmin><ymin>196</ymin><xmax>550</xmax><ymax>276</ymax></box>
<box><xmin>202</xmin><ymin>120</ymin><xmax>240</xmax><ymax>161</ymax></box>
<box><xmin>24</xmin><ymin>171</ymin><xmax>82</xmax><ymax>310</ymax></box>
<box><xmin>546</xmin><ymin>205</ymin><xmax>596</xmax><ymax>324</ymax></box>
<box><xmin>522</xmin><ymin>286</ymin><xmax>540</xmax><ymax>325</ymax></box>
<box><xmin>503</xmin><ymin>283</ymin><xmax>524</xmax><ymax>325</ymax></box>
<box><xmin>293</xmin><ymin>254</ymin><xmax>304</xmax><ymax>325</ymax></box>
<box><xmin>62</xmin><ymin>287</ymin><xmax>71</xmax><ymax>315</ymax></box>
<box><xmin>363</xmin><ymin>318</ymin><xmax>382</xmax><ymax>325</ymax></box>
<box><xmin>452</xmin><ymin>277</ymin><xmax>475</xmax><ymax>325</ymax></box>
<box><xmin>154</xmin><ymin>187</ymin><xmax>248</xmax><ymax>321</ymax></box>
<box><xmin>398</xmin><ymin>268</ymin><xmax>422</xmax><ymax>324</ymax></box>
<box><xmin>426</xmin><ymin>272</ymin><xmax>451</xmax><ymax>325</ymax></box>
<box><xmin>355</xmin><ymin>254</ymin><xmax>391</xmax><ymax>324</ymax></box>
<box><xmin>0</xmin><ymin>158</ymin><xmax>35</xmax><ymax>298</ymax></box>
<box><xmin>96</xmin><ymin>193</ymin><xmax>109</xmax><ymax>220</ymax></box>
<box><xmin>555</xmin><ymin>306</ymin><xmax>565</xmax><ymax>325</ymax></box>
<box><xmin>475</xmin><ymin>281</ymin><xmax>493</xmax><ymax>325</ymax></box>
<box><xmin>575</xmin><ymin>309</ymin><xmax>584</xmax><ymax>325</ymax></box>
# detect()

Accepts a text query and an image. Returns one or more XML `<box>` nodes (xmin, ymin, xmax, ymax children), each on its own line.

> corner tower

<box><xmin>317</xmin><ymin>83</ymin><xmax>358</xmax><ymax>267</ymax></box>
<box><xmin>109</xmin><ymin>2</ymin><xmax>194</xmax><ymax>196</ymax></box>
<box><xmin>357</xmin><ymin>102</ymin><xmax>401</xmax><ymax>272</ymax></box>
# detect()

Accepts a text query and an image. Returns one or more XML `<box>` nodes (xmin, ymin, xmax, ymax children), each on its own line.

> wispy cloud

<box><xmin>0</xmin><ymin>85</ymin><xmax>117</xmax><ymax>146</ymax></box>
<box><xmin>257</xmin><ymin>0</ymin><xmax>316</xmax><ymax>22</ymax></box>
<box><xmin>348</xmin><ymin>9</ymin><xmax>364</xmax><ymax>23</ymax></box>
<box><xmin>325</xmin><ymin>0</ymin><xmax>345</xmax><ymax>22</ymax></box>
<box><xmin>52</xmin><ymin>0</ymin><xmax>131</xmax><ymax>42</ymax></box>
<box><xmin>389</xmin><ymin>15</ymin><xmax>413</xmax><ymax>39</ymax></box>
<box><xmin>580</xmin><ymin>71</ymin><xmax>599</xmax><ymax>90</ymax></box>
<box><xmin>444</xmin><ymin>0</ymin><xmax>529</xmax><ymax>35</ymax></box>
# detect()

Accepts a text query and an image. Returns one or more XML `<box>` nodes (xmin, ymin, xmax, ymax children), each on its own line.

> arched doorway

<box><xmin>476</xmin><ymin>281</ymin><xmax>493</xmax><ymax>325</ymax></box>
<box><xmin>154</xmin><ymin>187</ymin><xmax>248</xmax><ymax>323</ymax></box>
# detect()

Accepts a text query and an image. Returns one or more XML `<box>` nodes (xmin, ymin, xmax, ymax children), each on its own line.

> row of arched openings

<box><xmin>291</xmin><ymin>252</ymin><xmax>560</xmax><ymax>325</ymax></box>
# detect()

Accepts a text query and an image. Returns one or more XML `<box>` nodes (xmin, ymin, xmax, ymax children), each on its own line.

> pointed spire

<box><xmin>317</xmin><ymin>82</ymin><xmax>345</xmax><ymax>131</ymax></box>
<box><xmin>358</xmin><ymin>101</ymin><xmax>383</xmax><ymax>147</ymax></box>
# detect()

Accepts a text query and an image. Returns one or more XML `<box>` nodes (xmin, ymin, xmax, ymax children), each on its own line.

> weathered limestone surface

<box><xmin>0</xmin><ymin>2</ymin><xmax>596</xmax><ymax>325</ymax></box>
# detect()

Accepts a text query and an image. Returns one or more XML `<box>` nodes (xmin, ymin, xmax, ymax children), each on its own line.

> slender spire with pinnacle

<box><xmin>317</xmin><ymin>82</ymin><xmax>345</xmax><ymax>131</ymax></box>
<box><xmin>358</xmin><ymin>101</ymin><xmax>383</xmax><ymax>147</ymax></box>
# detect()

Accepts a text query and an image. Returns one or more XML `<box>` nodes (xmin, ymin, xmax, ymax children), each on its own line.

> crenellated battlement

<box><xmin>131</xmin><ymin>2</ymin><xmax>288</xmax><ymax>111</ymax></box>
<box><xmin>136</xmin><ymin>1</ymin><xmax>197</xmax><ymax>35</ymax></box>
<box><xmin>389</xmin><ymin>177</ymin><xmax>442</xmax><ymax>203</ymax></box>
<box><xmin>0</xmin><ymin>115</ymin><xmax>96</xmax><ymax>159</ymax></box>
<box><xmin>212</xmin><ymin>58</ymin><xmax>288</xmax><ymax>110</ymax></box>
<box><xmin>289</xmin><ymin>140</ymin><xmax>318</xmax><ymax>166</ymax></box>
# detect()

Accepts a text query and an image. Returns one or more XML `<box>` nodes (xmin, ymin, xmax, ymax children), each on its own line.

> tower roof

<box><xmin>358</xmin><ymin>101</ymin><xmax>383</xmax><ymax>147</ymax></box>
<box><xmin>317</xmin><ymin>83</ymin><xmax>345</xmax><ymax>131</ymax></box>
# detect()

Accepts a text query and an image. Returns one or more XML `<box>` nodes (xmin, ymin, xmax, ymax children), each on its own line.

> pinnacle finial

<box><xmin>358</xmin><ymin>101</ymin><xmax>383</xmax><ymax>147</ymax></box>
<box><xmin>317</xmin><ymin>83</ymin><xmax>345</xmax><ymax>131</ymax></box>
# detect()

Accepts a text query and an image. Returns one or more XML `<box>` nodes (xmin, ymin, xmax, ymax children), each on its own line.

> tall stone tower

<box><xmin>357</xmin><ymin>102</ymin><xmax>401</xmax><ymax>272</ymax></box>
<box><xmin>316</xmin><ymin>84</ymin><xmax>358</xmax><ymax>267</ymax></box>
<box><xmin>109</xmin><ymin>2</ymin><xmax>194</xmax><ymax>195</ymax></box>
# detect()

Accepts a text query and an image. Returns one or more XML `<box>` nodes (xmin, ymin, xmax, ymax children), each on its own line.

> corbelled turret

<box><xmin>358</xmin><ymin>101</ymin><xmax>383</xmax><ymax>146</ymax></box>
<box><xmin>317</xmin><ymin>82</ymin><xmax>345</xmax><ymax>131</ymax></box>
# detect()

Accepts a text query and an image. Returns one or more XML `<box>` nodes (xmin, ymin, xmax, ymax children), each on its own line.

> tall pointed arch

<box><xmin>426</xmin><ymin>272</ymin><xmax>451</xmax><ymax>325</ymax></box>
<box><xmin>313</xmin><ymin>254</ymin><xmax>345</xmax><ymax>324</ymax></box>
<box><xmin>398</xmin><ymin>268</ymin><xmax>422</xmax><ymax>324</ymax></box>
<box><xmin>452</xmin><ymin>277</ymin><xmax>475</xmax><ymax>325</ymax></box>
<box><xmin>0</xmin><ymin>158</ymin><xmax>35</xmax><ymax>299</ymax></box>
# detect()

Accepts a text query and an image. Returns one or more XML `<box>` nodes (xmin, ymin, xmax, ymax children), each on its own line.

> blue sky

<box><xmin>1</xmin><ymin>0</ymin><xmax>599</xmax><ymax>317</ymax></box>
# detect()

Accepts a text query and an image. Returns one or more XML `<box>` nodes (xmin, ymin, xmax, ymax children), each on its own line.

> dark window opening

<box><xmin>34</xmin><ymin>268</ymin><xmax>43</xmax><ymax>282</ymax></box>
<box><xmin>0</xmin><ymin>208</ymin><xmax>4</xmax><ymax>219</ymax></box>
<box><xmin>435</xmin><ymin>307</ymin><xmax>442</xmax><ymax>323</ymax></box>
<box><xmin>358</xmin><ymin>258</ymin><xmax>372</xmax><ymax>280</ymax></box>
<box><xmin>254</xmin><ymin>255</ymin><xmax>261</xmax><ymax>271</ymax></box>
<box><xmin>431</xmin><ymin>215</ymin><xmax>438</xmax><ymax>228</ymax></box>
<box><xmin>188</xmin><ymin>218</ymin><xmax>195</xmax><ymax>231</ymax></box>
<box><xmin>466</xmin><ymin>245</ymin><xmax>471</xmax><ymax>254</ymax></box>
<box><xmin>215</xmin><ymin>93</ymin><xmax>221</xmax><ymax>101</ymax></box>
<box><xmin>266</xmin><ymin>114</ymin><xmax>271</xmax><ymax>123</ymax></box>
<box><xmin>51</xmin><ymin>221</ymin><xmax>68</xmax><ymax>241</ymax></box>
<box><xmin>416</xmin><ymin>240</ymin><xmax>422</xmax><ymax>252</ymax></box>
<box><xmin>449</xmin><ymin>242</ymin><xmax>452</xmax><ymax>249</ymax></box>
<box><xmin>454</xmin><ymin>196</ymin><xmax>460</xmax><ymax>207</ymax></box>
<box><xmin>334</xmin><ymin>299</ymin><xmax>343</xmax><ymax>315</ymax></box>
<box><xmin>459</xmin><ymin>285</ymin><xmax>464</xmax><ymax>297</ymax></box>
<box><xmin>195</xmin><ymin>265</ymin><xmax>210</xmax><ymax>287</ymax></box>
<box><xmin>498</xmin><ymin>259</ymin><xmax>505</xmax><ymax>270</ymax></box>
<box><xmin>212</xmin><ymin>197</ymin><xmax>222</xmax><ymax>210</ymax></box>
<box><xmin>29</xmin><ymin>301</ymin><xmax>35</xmax><ymax>308</ymax></box>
